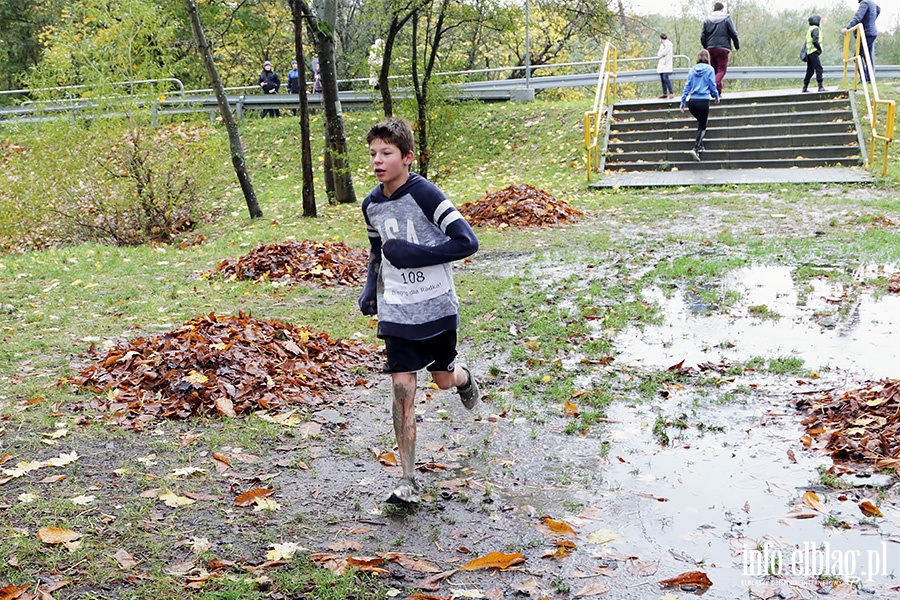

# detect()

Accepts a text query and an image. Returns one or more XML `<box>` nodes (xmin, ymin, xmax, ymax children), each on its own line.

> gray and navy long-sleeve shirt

<box><xmin>360</xmin><ymin>173</ymin><xmax>479</xmax><ymax>340</ymax></box>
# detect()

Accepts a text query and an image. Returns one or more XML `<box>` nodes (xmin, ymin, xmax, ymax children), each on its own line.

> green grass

<box><xmin>2</xmin><ymin>95</ymin><xmax>900</xmax><ymax>599</ymax></box>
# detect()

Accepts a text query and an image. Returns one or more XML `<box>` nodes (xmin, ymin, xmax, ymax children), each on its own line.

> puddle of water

<box><xmin>594</xmin><ymin>396</ymin><xmax>900</xmax><ymax>596</ymax></box>
<box><xmin>484</xmin><ymin>393</ymin><xmax>900</xmax><ymax>597</ymax></box>
<box><xmin>613</xmin><ymin>265</ymin><xmax>900</xmax><ymax>379</ymax></box>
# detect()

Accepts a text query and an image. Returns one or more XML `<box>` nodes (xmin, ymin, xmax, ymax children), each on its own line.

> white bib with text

<box><xmin>382</xmin><ymin>259</ymin><xmax>450</xmax><ymax>305</ymax></box>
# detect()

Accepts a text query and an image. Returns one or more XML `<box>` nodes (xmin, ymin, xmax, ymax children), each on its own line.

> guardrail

<box><xmin>843</xmin><ymin>25</ymin><xmax>895</xmax><ymax>176</ymax></box>
<box><xmin>583</xmin><ymin>43</ymin><xmax>617</xmax><ymax>183</ymax></box>
<box><xmin>1</xmin><ymin>63</ymin><xmax>899</xmax><ymax>125</ymax></box>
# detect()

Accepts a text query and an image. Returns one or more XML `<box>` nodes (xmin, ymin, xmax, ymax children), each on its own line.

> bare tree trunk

<box><xmin>290</xmin><ymin>0</ymin><xmax>316</xmax><ymax>217</ymax></box>
<box><xmin>410</xmin><ymin>0</ymin><xmax>449</xmax><ymax>180</ymax></box>
<box><xmin>300</xmin><ymin>0</ymin><xmax>356</xmax><ymax>205</ymax></box>
<box><xmin>184</xmin><ymin>0</ymin><xmax>262</xmax><ymax>219</ymax></box>
<box><xmin>379</xmin><ymin>9</ymin><xmax>417</xmax><ymax>117</ymax></box>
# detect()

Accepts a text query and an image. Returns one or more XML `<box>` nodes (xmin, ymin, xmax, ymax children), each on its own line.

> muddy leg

<box><xmin>391</xmin><ymin>372</ymin><xmax>418</xmax><ymax>479</ymax></box>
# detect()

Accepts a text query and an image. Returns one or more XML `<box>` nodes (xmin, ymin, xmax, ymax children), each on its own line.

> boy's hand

<box><xmin>382</xmin><ymin>239</ymin><xmax>420</xmax><ymax>268</ymax></box>
<box><xmin>358</xmin><ymin>293</ymin><xmax>377</xmax><ymax>315</ymax></box>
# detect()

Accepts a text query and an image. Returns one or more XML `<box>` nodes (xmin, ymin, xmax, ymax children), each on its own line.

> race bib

<box><xmin>382</xmin><ymin>260</ymin><xmax>450</xmax><ymax>305</ymax></box>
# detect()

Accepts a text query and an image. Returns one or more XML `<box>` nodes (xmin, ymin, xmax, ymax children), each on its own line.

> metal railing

<box><xmin>842</xmin><ymin>25</ymin><xmax>895</xmax><ymax>176</ymax></box>
<box><xmin>583</xmin><ymin>42</ymin><xmax>617</xmax><ymax>183</ymax></box>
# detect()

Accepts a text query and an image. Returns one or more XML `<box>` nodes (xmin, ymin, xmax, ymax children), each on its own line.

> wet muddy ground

<box><xmin>273</xmin><ymin>251</ymin><xmax>900</xmax><ymax>597</ymax></box>
<box><xmin>4</xmin><ymin>186</ymin><xmax>900</xmax><ymax>599</ymax></box>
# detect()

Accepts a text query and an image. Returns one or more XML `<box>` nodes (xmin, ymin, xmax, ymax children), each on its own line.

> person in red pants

<box><xmin>701</xmin><ymin>2</ymin><xmax>740</xmax><ymax>95</ymax></box>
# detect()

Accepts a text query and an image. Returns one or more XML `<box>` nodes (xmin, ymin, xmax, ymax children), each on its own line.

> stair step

<box><xmin>608</xmin><ymin>157</ymin><xmax>862</xmax><ymax>171</ymax></box>
<box><xmin>615</xmin><ymin>100</ymin><xmax>851</xmax><ymax>120</ymax></box>
<box><xmin>606</xmin><ymin>146</ymin><xmax>861</xmax><ymax>164</ymax></box>
<box><xmin>611</xmin><ymin>110</ymin><xmax>854</xmax><ymax>132</ymax></box>
<box><xmin>615</xmin><ymin>89</ymin><xmax>848</xmax><ymax>109</ymax></box>
<box><xmin>610</xmin><ymin>122</ymin><xmax>857</xmax><ymax>142</ymax></box>
<box><xmin>609</xmin><ymin>133</ymin><xmax>859</xmax><ymax>151</ymax></box>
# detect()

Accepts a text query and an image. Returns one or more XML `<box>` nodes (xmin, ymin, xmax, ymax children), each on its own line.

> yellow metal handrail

<box><xmin>842</xmin><ymin>25</ymin><xmax>895</xmax><ymax>176</ymax></box>
<box><xmin>584</xmin><ymin>42</ymin><xmax>618</xmax><ymax>182</ymax></box>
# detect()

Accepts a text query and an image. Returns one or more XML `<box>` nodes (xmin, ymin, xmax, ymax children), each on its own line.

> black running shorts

<box><xmin>382</xmin><ymin>330</ymin><xmax>458</xmax><ymax>374</ymax></box>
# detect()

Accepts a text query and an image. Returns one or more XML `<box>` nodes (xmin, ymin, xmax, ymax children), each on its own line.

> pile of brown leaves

<box><xmin>459</xmin><ymin>184</ymin><xmax>582</xmax><ymax>228</ymax></box>
<box><xmin>214</xmin><ymin>240</ymin><xmax>368</xmax><ymax>287</ymax></box>
<box><xmin>73</xmin><ymin>312</ymin><xmax>379</xmax><ymax>428</ymax></box>
<box><xmin>797</xmin><ymin>378</ymin><xmax>900</xmax><ymax>470</ymax></box>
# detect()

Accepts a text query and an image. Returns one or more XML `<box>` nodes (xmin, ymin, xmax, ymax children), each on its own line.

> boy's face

<box><xmin>369</xmin><ymin>138</ymin><xmax>413</xmax><ymax>193</ymax></box>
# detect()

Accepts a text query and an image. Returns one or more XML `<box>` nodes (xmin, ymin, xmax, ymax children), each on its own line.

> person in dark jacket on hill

<box><xmin>258</xmin><ymin>60</ymin><xmax>281</xmax><ymax>118</ymax></box>
<box><xmin>700</xmin><ymin>2</ymin><xmax>739</xmax><ymax>95</ymax></box>
<box><xmin>842</xmin><ymin>0</ymin><xmax>880</xmax><ymax>83</ymax></box>
<box><xmin>680</xmin><ymin>49</ymin><xmax>720</xmax><ymax>162</ymax></box>
<box><xmin>803</xmin><ymin>15</ymin><xmax>826</xmax><ymax>93</ymax></box>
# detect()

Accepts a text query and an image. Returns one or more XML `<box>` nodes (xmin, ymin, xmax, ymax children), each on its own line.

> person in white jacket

<box><xmin>657</xmin><ymin>33</ymin><xmax>674</xmax><ymax>98</ymax></box>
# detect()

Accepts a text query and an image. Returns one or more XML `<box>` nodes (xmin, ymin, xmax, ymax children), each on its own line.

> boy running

<box><xmin>358</xmin><ymin>118</ymin><xmax>480</xmax><ymax>505</ymax></box>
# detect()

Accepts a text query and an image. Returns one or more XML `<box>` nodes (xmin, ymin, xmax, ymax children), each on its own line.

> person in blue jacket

<box><xmin>680</xmin><ymin>49</ymin><xmax>720</xmax><ymax>161</ymax></box>
<box><xmin>842</xmin><ymin>0</ymin><xmax>880</xmax><ymax>83</ymax></box>
<box><xmin>286</xmin><ymin>60</ymin><xmax>300</xmax><ymax>116</ymax></box>
<box><xmin>358</xmin><ymin>117</ymin><xmax>480</xmax><ymax>505</ymax></box>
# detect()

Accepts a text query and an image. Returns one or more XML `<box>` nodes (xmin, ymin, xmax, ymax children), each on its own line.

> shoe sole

<box><xmin>386</xmin><ymin>490</ymin><xmax>420</xmax><ymax>505</ymax></box>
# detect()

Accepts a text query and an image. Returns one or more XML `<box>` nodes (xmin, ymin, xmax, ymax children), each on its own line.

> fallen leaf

<box><xmin>378</xmin><ymin>452</ymin><xmax>398</xmax><ymax>466</ymax></box>
<box><xmin>574</xmin><ymin>580</ymin><xmax>611</xmax><ymax>596</ymax></box>
<box><xmin>328</xmin><ymin>540</ymin><xmax>363</xmax><ymax>552</ymax></box>
<box><xmin>168</xmin><ymin>467</ymin><xmax>206</xmax><ymax>478</ymax></box>
<box><xmin>266</xmin><ymin>542</ymin><xmax>306</xmax><ymax>561</ymax></box>
<box><xmin>69</xmin><ymin>495</ymin><xmax>95</xmax><ymax>506</ymax></box>
<box><xmin>538</xmin><ymin>516</ymin><xmax>577</xmax><ymax>537</ymax></box>
<box><xmin>114</xmin><ymin>549</ymin><xmax>138</xmax><ymax>569</ymax></box>
<box><xmin>416</xmin><ymin>569</ymin><xmax>457</xmax><ymax>592</ymax></box>
<box><xmin>385</xmin><ymin>553</ymin><xmax>441</xmax><ymax>573</ymax></box>
<box><xmin>586</xmin><ymin>529</ymin><xmax>619</xmax><ymax>545</ymax></box>
<box><xmin>37</xmin><ymin>527</ymin><xmax>82</xmax><ymax>545</ymax></box>
<box><xmin>859</xmin><ymin>500</ymin><xmax>883</xmax><ymax>517</ymax></box>
<box><xmin>0</xmin><ymin>584</ymin><xmax>29</xmax><ymax>600</ymax></box>
<box><xmin>460</xmin><ymin>551</ymin><xmax>525</xmax><ymax>571</ymax></box>
<box><xmin>212</xmin><ymin>452</ymin><xmax>231</xmax><ymax>467</ymax></box>
<box><xmin>189</xmin><ymin>537</ymin><xmax>211</xmax><ymax>553</ymax></box>
<box><xmin>159</xmin><ymin>490</ymin><xmax>196</xmax><ymax>508</ymax></box>
<box><xmin>659</xmin><ymin>571</ymin><xmax>712</xmax><ymax>588</ymax></box>
<box><xmin>165</xmin><ymin>560</ymin><xmax>195</xmax><ymax>576</ymax></box>
<box><xmin>802</xmin><ymin>490</ymin><xmax>828</xmax><ymax>514</ymax></box>
<box><xmin>215</xmin><ymin>397</ymin><xmax>236</xmax><ymax>418</ymax></box>
<box><xmin>627</xmin><ymin>559</ymin><xmax>659</xmax><ymax>575</ymax></box>
<box><xmin>234</xmin><ymin>487</ymin><xmax>274</xmax><ymax>507</ymax></box>
<box><xmin>253</xmin><ymin>497</ymin><xmax>281</xmax><ymax>511</ymax></box>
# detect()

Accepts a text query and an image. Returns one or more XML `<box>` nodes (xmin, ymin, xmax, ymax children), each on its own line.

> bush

<box><xmin>0</xmin><ymin>120</ymin><xmax>227</xmax><ymax>251</ymax></box>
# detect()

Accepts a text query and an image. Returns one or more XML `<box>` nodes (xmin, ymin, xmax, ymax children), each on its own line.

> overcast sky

<box><xmin>628</xmin><ymin>0</ymin><xmax>899</xmax><ymax>30</ymax></box>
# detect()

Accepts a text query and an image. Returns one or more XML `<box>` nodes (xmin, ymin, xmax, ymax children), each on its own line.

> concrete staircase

<box><xmin>602</xmin><ymin>89</ymin><xmax>864</xmax><ymax>173</ymax></box>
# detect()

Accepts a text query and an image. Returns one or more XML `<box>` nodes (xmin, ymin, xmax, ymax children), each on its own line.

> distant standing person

<box><xmin>287</xmin><ymin>60</ymin><xmax>300</xmax><ymax>116</ymax></box>
<box><xmin>803</xmin><ymin>15</ymin><xmax>826</xmax><ymax>93</ymax></box>
<box><xmin>842</xmin><ymin>0</ymin><xmax>880</xmax><ymax>83</ymax></box>
<box><xmin>287</xmin><ymin>60</ymin><xmax>300</xmax><ymax>95</ymax></box>
<box><xmin>657</xmin><ymin>33</ymin><xmax>674</xmax><ymax>98</ymax></box>
<box><xmin>312</xmin><ymin>57</ymin><xmax>322</xmax><ymax>93</ymax></box>
<box><xmin>258</xmin><ymin>60</ymin><xmax>281</xmax><ymax>118</ymax></box>
<box><xmin>368</xmin><ymin>39</ymin><xmax>384</xmax><ymax>90</ymax></box>
<box><xmin>701</xmin><ymin>2</ymin><xmax>740</xmax><ymax>95</ymax></box>
<box><xmin>680</xmin><ymin>49</ymin><xmax>720</xmax><ymax>161</ymax></box>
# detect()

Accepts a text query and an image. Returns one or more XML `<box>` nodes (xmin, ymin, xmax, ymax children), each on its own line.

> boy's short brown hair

<box><xmin>366</xmin><ymin>118</ymin><xmax>414</xmax><ymax>157</ymax></box>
